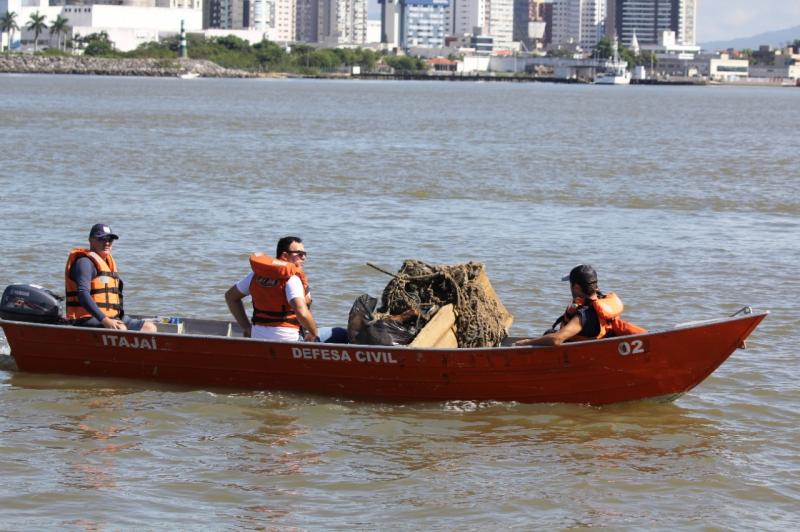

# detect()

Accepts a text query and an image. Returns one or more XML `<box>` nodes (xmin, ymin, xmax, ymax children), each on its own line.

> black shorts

<box><xmin>72</xmin><ymin>315</ymin><xmax>149</xmax><ymax>331</ymax></box>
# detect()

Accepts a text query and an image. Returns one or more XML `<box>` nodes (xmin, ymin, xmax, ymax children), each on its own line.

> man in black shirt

<box><xmin>65</xmin><ymin>224</ymin><xmax>157</xmax><ymax>332</ymax></box>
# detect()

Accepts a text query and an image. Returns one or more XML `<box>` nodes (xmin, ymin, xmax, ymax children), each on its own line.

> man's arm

<box><xmin>225</xmin><ymin>285</ymin><xmax>252</xmax><ymax>338</ymax></box>
<box><xmin>290</xmin><ymin>296</ymin><xmax>319</xmax><ymax>342</ymax></box>
<box><xmin>72</xmin><ymin>257</ymin><xmax>126</xmax><ymax>330</ymax></box>
<box><xmin>513</xmin><ymin>315</ymin><xmax>583</xmax><ymax>347</ymax></box>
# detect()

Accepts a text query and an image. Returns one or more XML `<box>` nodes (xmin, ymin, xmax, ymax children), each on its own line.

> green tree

<box><xmin>81</xmin><ymin>31</ymin><xmax>116</xmax><ymax>56</ymax></box>
<box><xmin>383</xmin><ymin>55</ymin><xmax>424</xmax><ymax>72</ymax></box>
<box><xmin>635</xmin><ymin>49</ymin><xmax>657</xmax><ymax>68</ymax></box>
<box><xmin>215</xmin><ymin>34</ymin><xmax>250</xmax><ymax>52</ymax></box>
<box><xmin>127</xmin><ymin>39</ymin><xmax>177</xmax><ymax>59</ymax></box>
<box><xmin>0</xmin><ymin>11</ymin><xmax>19</xmax><ymax>52</ymax></box>
<box><xmin>254</xmin><ymin>39</ymin><xmax>288</xmax><ymax>70</ymax></box>
<box><xmin>25</xmin><ymin>11</ymin><xmax>47</xmax><ymax>52</ymax></box>
<box><xmin>593</xmin><ymin>36</ymin><xmax>613</xmax><ymax>59</ymax></box>
<box><xmin>547</xmin><ymin>47</ymin><xmax>576</xmax><ymax>59</ymax></box>
<box><xmin>49</xmin><ymin>14</ymin><xmax>68</xmax><ymax>51</ymax></box>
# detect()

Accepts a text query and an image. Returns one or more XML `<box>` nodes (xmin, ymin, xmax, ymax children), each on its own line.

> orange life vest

<box><xmin>248</xmin><ymin>253</ymin><xmax>310</xmax><ymax>329</ymax></box>
<box><xmin>64</xmin><ymin>248</ymin><xmax>123</xmax><ymax>320</ymax></box>
<box><xmin>565</xmin><ymin>292</ymin><xmax>647</xmax><ymax>341</ymax></box>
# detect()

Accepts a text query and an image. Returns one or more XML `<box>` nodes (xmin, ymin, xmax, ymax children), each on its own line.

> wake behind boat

<box><xmin>0</xmin><ymin>308</ymin><xmax>767</xmax><ymax>405</ymax></box>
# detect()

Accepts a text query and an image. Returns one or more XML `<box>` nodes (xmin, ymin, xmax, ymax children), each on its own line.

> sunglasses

<box><xmin>287</xmin><ymin>250</ymin><xmax>307</xmax><ymax>258</ymax></box>
<box><xmin>94</xmin><ymin>237</ymin><xmax>115</xmax><ymax>243</ymax></box>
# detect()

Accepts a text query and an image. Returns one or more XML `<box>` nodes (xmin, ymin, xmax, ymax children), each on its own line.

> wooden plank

<box><xmin>409</xmin><ymin>304</ymin><xmax>457</xmax><ymax>348</ymax></box>
<box><xmin>475</xmin><ymin>266</ymin><xmax>514</xmax><ymax>331</ymax></box>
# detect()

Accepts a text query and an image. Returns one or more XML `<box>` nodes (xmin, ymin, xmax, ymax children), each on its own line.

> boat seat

<box><xmin>181</xmin><ymin>318</ymin><xmax>232</xmax><ymax>337</ymax></box>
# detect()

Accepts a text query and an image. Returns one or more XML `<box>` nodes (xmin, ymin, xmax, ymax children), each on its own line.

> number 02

<box><xmin>618</xmin><ymin>339</ymin><xmax>645</xmax><ymax>356</ymax></box>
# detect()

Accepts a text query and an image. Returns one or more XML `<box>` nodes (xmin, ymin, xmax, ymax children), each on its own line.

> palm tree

<box><xmin>0</xmin><ymin>11</ymin><xmax>19</xmax><ymax>53</ymax></box>
<box><xmin>25</xmin><ymin>11</ymin><xmax>47</xmax><ymax>52</ymax></box>
<box><xmin>49</xmin><ymin>14</ymin><xmax>68</xmax><ymax>51</ymax></box>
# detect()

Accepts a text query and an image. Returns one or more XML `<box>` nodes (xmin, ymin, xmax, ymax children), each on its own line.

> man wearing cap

<box><xmin>64</xmin><ymin>224</ymin><xmax>157</xmax><ymax>332</ymax></box>
<box><xmin>514</xmin><ymin>264</ymin><xmax>645</xmax><ymax>346</ymax></box>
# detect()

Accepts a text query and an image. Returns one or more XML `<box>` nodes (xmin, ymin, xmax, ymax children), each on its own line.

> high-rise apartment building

<box><xmin>403</xmin><ymin>0</ymin><xmax>449</xmax><ymax>48</ymax></box>
<box><xmin>450</xmin><ymin>0</ymin><xmax>514</xmax><ymax>49</ymax></box>
<box><xmin>379</xmin><ymin>0</ymin><xmax>447</xmax><ymax>48</ymax></box>
<box><xmin>450</xmin><ymin>0</ymin><xmax>484</xmax><ymax>36</ymax></box>
<box><xmin>250</xmin><ymin>0</ymin><xmax>295</xmax><ymax>39</ymax></box>
<box><xmin>677</xmin><ymin>0</ymin><xmax>695</xmax><ymax>45</ymax></box>
<box><xmin>550</xmin><ymin>0</ymin><xmax>605</xmax><ymax>50</ymax></box>
<box><xmin>379</xmin><ymin>0</ymin><xmax>402</xmax><ymax>46</ymax></box>
<box><xmin>205</xmin><ymin>0</ymin><xmax>250</xmax><ymax>29</ymax></box>
<box><xmin>317</xmin><ymin>0</ymin><xmax>367</xmax><ymax>45</ymax></box>
<box><xmin>513</xmin><ymin>0</ymin><xmax>551</xmax><ymax>46</ymax></box>
<box><xmin>296</xmin><ymin>0</ymin><xmax>319</xmax><ymax>41</ymax></box>
<box><xmin>486</xmin><ymin>0</ymin><xmax>514</xmax><ymax>48</ymax></box>
<box><xmin>608</xmin><ymin>0</ymin><xmax>695</xmax><ymax>47</ymax></box>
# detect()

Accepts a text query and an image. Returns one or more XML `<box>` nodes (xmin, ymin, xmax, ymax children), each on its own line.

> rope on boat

<box><xmin>730</xmin><ymin>306</ymin><xmax>752</xmax><ymax>317</ymax></box>
<box><xmin>378</xmin><ymin>260</ymin><xmax>508</xmax><ymax>348</ymax></box>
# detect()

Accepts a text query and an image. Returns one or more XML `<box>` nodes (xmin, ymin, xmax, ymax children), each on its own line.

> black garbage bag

<box><xmin>347</xmin><ymin>293</ymin><xmax>417</xmax><ymax>346</ymax></box>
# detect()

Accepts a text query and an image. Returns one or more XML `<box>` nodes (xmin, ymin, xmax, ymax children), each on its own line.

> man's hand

<box><xmin>101</xmin><ymin>317</ymin><xmax>127</xmax><ymax>330</ymax></box>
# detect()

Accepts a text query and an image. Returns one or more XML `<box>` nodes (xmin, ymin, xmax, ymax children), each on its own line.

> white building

<box><xmin>551</xmin><ymin>0</ymin><xmax>605</xmax><ymax>51</ymax></box>
<box><xmin>450</xmin><ymin>0</ymin><xmax>514</xmax><ymax>50</ymax></box>
<box><xmin>709</xmin><ymin>53</ymin><xmax>748</xmax><ymax>81</ymax></box>
<box><xmin>640</xmin><ymin>29</ymin><xmax>699</xmax><ymax>60</ymax></box>
<box><xmin>318</xmin><ymin>0</ymin><xmax>367</xmax><ymax>45</ymax></box>
<box><xmin>272</xmin><ymin>0</ymin><xmax>296</xmax><ymax>41</ymax></box>
<box><xmin>13</xmin><ymin>2</ymin><xmax>202</xmax><ymax>52</ymax></box>
<box><xmin>678</xmin><ymin>0</ymin><xmax>695</xmax><ymax>45</ymax></box>
<box><xmin>366</xmin><ymin>17</ymin><xmax>381</xmax><ymax>43</ymax></box>
<box><xmin>0</xmin><ymin>0</ymin><xmax>23</xmax><ymax>51</ymax></box>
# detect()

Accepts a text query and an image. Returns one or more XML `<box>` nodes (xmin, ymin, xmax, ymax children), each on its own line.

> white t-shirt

<box><xmin>236</xmin><ymin>272</ymin><xmax>306</xmax><ymax>341</ymax></box>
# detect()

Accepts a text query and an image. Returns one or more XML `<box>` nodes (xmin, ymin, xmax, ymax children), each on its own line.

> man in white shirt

<box><xmin>225</xmin><ymin>236</ymin><xmax>319</xmax><ymax>342</ymax></box>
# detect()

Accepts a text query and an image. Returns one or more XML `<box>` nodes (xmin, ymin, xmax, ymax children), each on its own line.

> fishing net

<box><xmin>377</xmin><ymin>260</ymin><xmax>509</xmax><ymax>348</ymax></box>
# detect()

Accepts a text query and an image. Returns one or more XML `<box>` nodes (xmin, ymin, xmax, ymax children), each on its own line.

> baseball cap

<box><xmin>89</xmin><ymin>223</ymin><xmax>119</xmax><ymax>240</ymax></box>
<box><xmin>562</xmin><ymin>264</ymin><xmax>597</xmax><ymax>286</ymax></box>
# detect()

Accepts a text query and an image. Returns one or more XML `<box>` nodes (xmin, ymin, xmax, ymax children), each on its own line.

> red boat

<box><xmin>0</xmin><ymin>309</ymin><xmax>767</xmax><ymax>405</ymax></box>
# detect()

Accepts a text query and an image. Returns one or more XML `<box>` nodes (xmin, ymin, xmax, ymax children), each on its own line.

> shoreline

<box><xmin>2</xmin><ymin>55</ymin><xmax>797</xmax><ymax>87</ymax></box>
<box><xmin>0</xmin><ymin>55</ymin><xmax>284</xmax><ymax>78</ymax></box>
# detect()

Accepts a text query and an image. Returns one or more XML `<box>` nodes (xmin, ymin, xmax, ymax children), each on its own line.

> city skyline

<box><xmin>365</xmin><ymin>1</ymin><xmax>800</xmax><ymax>44</ymax></box>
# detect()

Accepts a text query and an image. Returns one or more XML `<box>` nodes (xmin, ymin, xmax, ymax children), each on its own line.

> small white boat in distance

<box><xmin>180</xmin><ymin>72</ymin><xmax>200</xmax><ymax>80</ymax></box>
<box><xmin>595</xmin><ymin>63</ymin><xmax>631</xmax><ymax>85</ymax></box>
<box><xmin>595</xmin><ymin>36</ymin><xmax>631</xmax><ymax>85</ymax></box>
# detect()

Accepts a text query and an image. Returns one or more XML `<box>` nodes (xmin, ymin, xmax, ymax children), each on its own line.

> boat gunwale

<box><xmin>0</xmin><ymin>310</ymin><xmax>770</xmax><ymax>353</ymax></box>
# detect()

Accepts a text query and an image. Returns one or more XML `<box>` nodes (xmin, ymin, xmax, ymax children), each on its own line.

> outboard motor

<box><xmin>0</xmin><ymin>284</ymin><xmax>64</xmax><ymax>324</ymax></box>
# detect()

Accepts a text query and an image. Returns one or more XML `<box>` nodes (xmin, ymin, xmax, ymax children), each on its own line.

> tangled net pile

<box><xmin>379</xmin><ymin>260</ymin><xmax>508</xmax><ymax>348</ymax></box>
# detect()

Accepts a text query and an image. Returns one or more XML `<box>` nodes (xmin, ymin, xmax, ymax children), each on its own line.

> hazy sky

<box><xmin>697</xmin><ymin>0</ymin><xmax>800</xmax><ymax>42</ymax></box>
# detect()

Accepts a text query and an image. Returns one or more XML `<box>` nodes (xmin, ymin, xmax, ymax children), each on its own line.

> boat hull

<box><xmin>595</xmin><ymin>74</ymin><xmax>631</xmax><ymax>85</ymax></box>
<box><xmin>0</xmin><ymin>312</ymin><xmax>767</xmax><ymax>405</ymax></box>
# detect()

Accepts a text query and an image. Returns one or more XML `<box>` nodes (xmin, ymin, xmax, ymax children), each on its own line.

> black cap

<box><xmin>562</xmin><ymin>264</ymin><xmax>597</xmax><ymax>286</ymax></box>
<box><xmin>89</xmin><ymin>223</ymin><xmax>119</xmax><ymax>240</ymax></box>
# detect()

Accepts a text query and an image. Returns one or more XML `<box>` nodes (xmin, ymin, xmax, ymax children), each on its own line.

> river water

<box><xmin>0</xmin><ymin>75</ymin><xmax>798</xmax><ymax>529</ymax></box>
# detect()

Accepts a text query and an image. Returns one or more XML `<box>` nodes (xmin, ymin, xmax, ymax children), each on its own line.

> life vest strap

<box><xmin>252</xmin><ymin>316</ymin><xmax>300</xmax><ymax>326</ymax></box>
<box><xmin>252</xmin><ymin>305</ymin><xmax>299</xmax><ymax>326</ymax></box>
<box><xmin>253</xmin><ymin>307</ymin><xmax>294</xmax><ymax>318</ymax></box>
<box><xmin>89</xmin><ymin>287</ymin><xmax>121</xmax><ymax>296</ymax></box>
<box><xmin>66</xmin><ymin>301</ymin><xmax>122</xmax><ymax>311</ymax></box>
